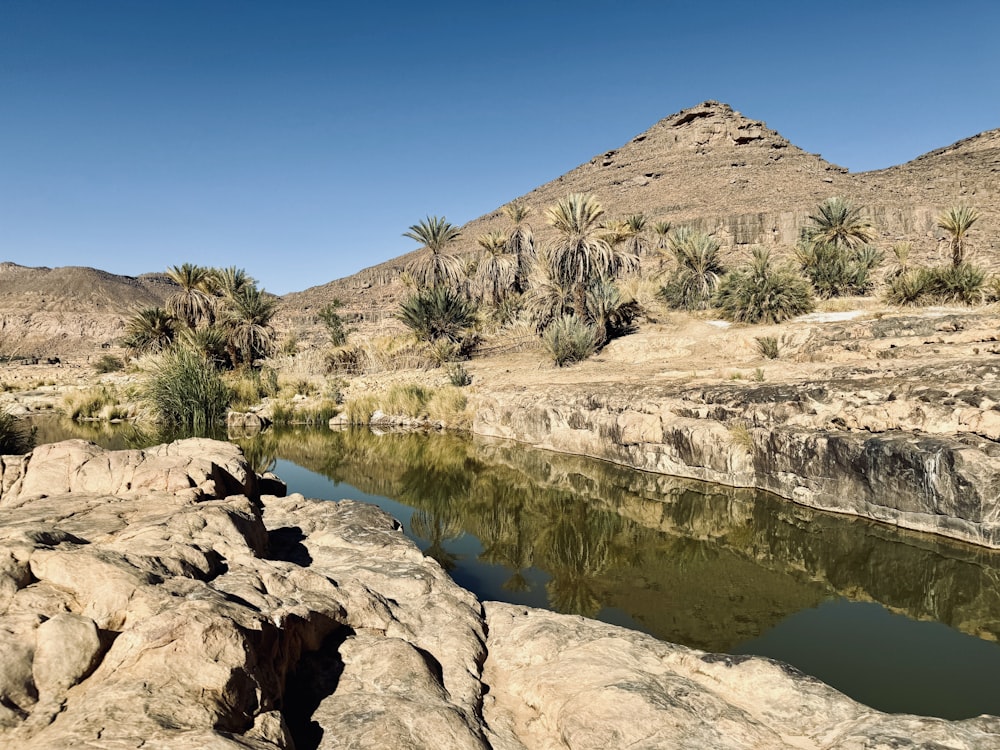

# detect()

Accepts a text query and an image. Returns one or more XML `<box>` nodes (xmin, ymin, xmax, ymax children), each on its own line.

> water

<box><xmin>32</xmin><ymin>418</ymin><xmax>1000</xmax><ymax>719</ymax></box>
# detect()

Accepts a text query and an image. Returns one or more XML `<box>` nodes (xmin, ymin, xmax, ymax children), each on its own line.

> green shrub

<box><xmin>931</xmin><ymin>263</ymin><xmax>986</xmax><ymax>305</ymax></box>
<box><xmin>796</xmin><ymin>242</ymin><xmax>882</xmax><ymax>298</ymax></box>
<box><xmin>886</xmin><ymin>264</ymin><xmax>986</xmax><ymax>306</ymax></box>
<box><xmin>318</xmin><ymin>299</ymin><xmax>350</xmax><ymax>346</ymax></box>
<box><xmin>0</xmin><ymin>411</ymin><xmax>35</xmax><ymax>454</ymax></box>
<box><xmin>716</xmin><ymin>248</ymin><xmax>814</xmax><ymax>324</ymax></box>
<box><xmin>447</xmin><ymin>363</ymin><xmax>472</xmax><ymax>386</ymax></box>
<box><xmin>755</xmin><ymin>336</ymin><xmax>781</xmax><ymax>359</ymax></box>
<box><xmin>398</xmin><ymin>286</ymin><xmax>477</xmax><ymax>343</ymax></box>
<box><xmin>542</xmin><ymin>315</ymin><xmax>598</xmax><ymax>367</ymax></box>
<box><xmin>141</xmin><ymin>348</ymin><xmax>232</xmax><ymax>428</ymax></box>
<box><xmin>658</xmin><ymin>228</ymin><xmax>725</xmax><ymax>310</ymax></box>
<box><xmin>886</xmin><ymin>268</ymin><xmax>935</xmax><ymax>306</ymax></box>
<box><xmin>93</xmin><ymin>354</ymin><xmax>125</xmax><ymax>374</ymax></box>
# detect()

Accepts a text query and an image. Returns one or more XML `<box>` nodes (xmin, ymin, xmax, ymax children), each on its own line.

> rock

<box><xmin>32</xmin><ymin>613</ymin><xmax>101</xmax><ymax>694</ymax></box>
<box><xmin>482</xmin><ymin>603</ymin><xmax>1000</xmax><ymax>750</ymax></box>
<box><xmin>471</xmin><ymin>372</ymin><xmax>1000</xmax><ymax>548</ymax></box>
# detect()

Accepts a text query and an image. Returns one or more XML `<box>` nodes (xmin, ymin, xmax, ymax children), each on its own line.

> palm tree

<box><xmin>165</xmin><ymin>263</ymin><xmax>216</xmax><ymax>329</ymax></box>
<box><xmin>403</xmin><ymin>215</ymin><xmax>465</xmax><ymax>289</ymax></box>
<box><xmin>123</xmin><ymin>307</ymin><xmax>176</xmax><ymax>355</ymax></box>
<box><xmin>544</xmin><ymin>193</ymin><xmax>617</xmax><ymax>318</ymax></box>
<box><xmin>623</xmin><ymin>214</ymin><xmax>649</xmax><ymax>257</ymax></box>
<box><xmin>652</xmin><ymin>220</ymin><xmax>672</xmax><ymax>270</ymax></box>
<box><xmin>397</xmin><ymin>285</ymin><xmax>477</xmax><ymax>343</ymax></box>
<box><xmin>474</xmin><ymin>231</ymin><xmax>516</xmax><ymax>307</ymax></box>
<box><xmin>208</xmin><ymin>266</ymin><xmax>255</xmax><ymax>299</ymax></box>
<box><xmin>504</xmin><ymin>202</ymin><xmax>535</xmax><ymax>293</ymax></box>
<box><xmin>659</xmin><ymin>227</ymin><xmax>725</xmax><ymax>310</ymax></box>
<box><xmin>937</xmin><ymin>205</ymin><xmax>980</xmax><ymax>266</ymax></box>
<box><xmin>221</xmin><ymin>286</ymin><xmax>278</xmax><ymax>367</ymax></box>
<box><xmin>802</xmin><ymin>197</ymin><xmax>875</xmax><ymax>249</ymax></box>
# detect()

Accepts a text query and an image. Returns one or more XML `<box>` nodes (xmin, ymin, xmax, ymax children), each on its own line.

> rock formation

<box><xmin>0</xmin><ymin>438</ymin><xmax>996</xmax><ymax>748</ymax></box>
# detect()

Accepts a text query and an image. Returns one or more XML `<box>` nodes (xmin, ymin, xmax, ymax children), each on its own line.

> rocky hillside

<box><xmin>280</xmin><ymin>100</ymin><xmax>1000</xmax><ymax>334</ymax></box>
<box><xmin>0</xmin><ymin>264</ymin><xmax>172</xmax><ymax>357</ymax></box>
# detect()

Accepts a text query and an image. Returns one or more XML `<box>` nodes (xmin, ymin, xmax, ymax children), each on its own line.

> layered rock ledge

<box><xmin>472</xmin><ymin>358</ymin><xmax>1000</xmax><ymax>549</ymax></box>
<box><xmin>0</xmin><ymin>439</ymin><xmax>996</xmax><ymax>748</ymax></box>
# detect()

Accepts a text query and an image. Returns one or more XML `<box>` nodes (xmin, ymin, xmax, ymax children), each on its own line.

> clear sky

<box><xmin>1</xmin><ymin>1</ymin><xmax>998</xmax><ymax>295</ymax></box>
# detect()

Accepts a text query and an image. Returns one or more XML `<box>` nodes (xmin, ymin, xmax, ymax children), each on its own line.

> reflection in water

<box><xmin>31</xmin><ymin>417</ymin><xmax>1000</xmax><ymax>718</ymax></box>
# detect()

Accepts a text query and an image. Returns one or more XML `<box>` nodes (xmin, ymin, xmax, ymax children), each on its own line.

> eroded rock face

<box><xmin>471</xmin><ymin>368</ymin><xmax>1000</xmax><ymax>548</ymax></box>
<box><xmin>0</xmin><ymin>439</ymin><xmax>995</xmax><ymax>748</ymax></box>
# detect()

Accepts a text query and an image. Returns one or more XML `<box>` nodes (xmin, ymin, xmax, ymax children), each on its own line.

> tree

<box><xmin>937</xmin><ymin>205</ymin><xmax>980</xmax><ymax>266</ymax></box>
<box><xmin>403</xmin><ymin>215</ymin><xmax>465</xmax><ymax>289</ymax></box>
<box><xmin>801</xmin><ymin>197</ymin><xmax>875</xmax><ymax>249</ymax></box>
<box><xmin>208</xmin><ymin>266</ymin><xmax>255</xmax><ymax>299</ymax></box>
<box><xmin>123</xmin><ymin>307</ymin><xmax>176</xmax><ymax>355</ymax></box>
<box><xmin>397</xmin><ymin>285</ymin><xmax>477</xmax><ymax>343</ymax></box>
<box><xmin>544</xmin><ymin>193</ymin><xmax>617</xmax><ymax>318</ymax></box>
<box><xmin>659</xmin><ymin>228</ymin><xmax>725</xmax><ymax>310</ymax></box>
<box><xmin>318</xmin><ymin>299</ymin><xmax>350</xmax><ymax>346</ymax></box>
<box><xmin>165</xmin><ymin>263</ymin><xmax>216</xmax><ymax>329</ymax></box>
<box><xmin>474</xmin><ymin>231</ymin><xmax>516</xmax><ymax>307</ymax></box>
<box><xmin>504</xmin><ymin>202</ymin><xmax>535</xmax><ymax>293</ymax></box>
<box><xmin>221</xmin><ymin>286</ymin><xmax>278</xmax><ymax>367</ymax></box>
<box><xmin>623</xmin><ymin>214</ymin><xmax>650</xmax><ymax>257</ymax></box>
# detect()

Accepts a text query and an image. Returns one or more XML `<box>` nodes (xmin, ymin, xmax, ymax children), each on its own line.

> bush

<box><xmin>141</xmin><ymin>348</ymin><xmax>232</xmax><ymax>428</ymax></box>
<box><xmin>797</xmin><ymin>242</ymin><xmax>882</xmax><ymax>298</ymax></box>
<box><xmin>931</xmin><ymin>263</ymin><xmax>986</xmax><ymax>305</ymax></box>
<box><xmin>755</xmin><ymin>336</ymin><xmax>781</xmax><ymax>359</ymax></box>
<box><xmin>659</xmin><ymin>228</ymin><xmax>725</xmax><ymax>310</ymax></box>
<box><xmin>93</xmin><ymin>354</ymin><xmax>125</xmax><ymax>374</ymax></box>
<box><xmin>715</xmin><ymin>248</ymin><xmax>815</xmax><ymax>324</ymax></box>
<box><xmin>397</xmin><ymin>286</ymin><xmax>477</xmax><ymax>343</ymax></box>
<box><xmin>0</xmin><ymin>411</ymin><xmax>35</xmax><ymax>454</ymax></box>
<box><xmin>318</xmin><ymin>299</ymin><xmax>350</xmax><ymax>346</ymax></box>
<box><xmin>886</xmin><ymin>264</ymin><xmax>986</xmax><ymax>306</ymax></box>
<box><xmin>63</xmin><ymin>386</ymin><xmax>122</xmax><ymax>420</ymax></box>
<box><xmin>542</xmin><ymin>315</ymin><xmax>598</xmax><ymax>367</ymax></box>
<box><xmin>447</xmin><ymin>363</ymin><xmax>472</xmax><ymax>386</ymax></box>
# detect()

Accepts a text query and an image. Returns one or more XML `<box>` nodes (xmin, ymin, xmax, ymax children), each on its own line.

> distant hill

<box><xmin>280</xmin><ymin>100</ymin><xmax>999</xmax><ymax>334</ymax></box>
<box><xmin>0</xmin><ymin>264</ymin><xmax>172</xmax><ymax>357</ymax></box>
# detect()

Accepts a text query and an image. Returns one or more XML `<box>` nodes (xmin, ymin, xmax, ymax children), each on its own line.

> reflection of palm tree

<box><xmin>539</xmin><ymin>498</ymin><xmax>626</xmax><ymax>617</ymax></box>
<box><xmin>410</xmin><ymin>507</ymin><xmax>464</xmax><ymax>571</ymax></box>
<box><xmin>232</xmin><ymin>431</ymin><xmax>279</xmax><ymax>475</ymax></box>
<box><xmin>478</xmin><ymin>497</ymin><xmax>534</xmax><ymax>592</ymax></box>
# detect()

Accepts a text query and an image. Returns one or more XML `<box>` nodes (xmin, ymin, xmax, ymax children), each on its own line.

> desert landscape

<box><xmin>3</xmin><ymin>100</ymin><xmax>1000</xmax><ymax>747</ymax></box>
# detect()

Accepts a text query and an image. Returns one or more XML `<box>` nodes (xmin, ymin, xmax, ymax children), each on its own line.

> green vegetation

<box><xmin>0</xmin><ymin>410</ymin><xmax>35</xmax><ymax>454</ymax></box>
<box><xmin>341</xmin><ymin>383</ymin><xmax>470</xmax><ymax>428</ymax></box>
<box><xmin>92</xmin><ymin>354</ymin><xmax>125</xmax><ymax>373</ymax></box>
<box><xmin>140</xmin><ymin>348</ymin><xmax>232</xmax><ymax>429</ymax></box>
<box><xmin>715</xmin><ymin>248</ymin><xmax>814</xmax><ymax>324</ymax></box>
<box><xmin>123</xmin><ymin>307</ymin><xmax>176</xmax><ymax>355</ymax></box>
<box><xmin>796</xmin><ymin>241</ymin><xmax>882</xmax><ymax>298</ymax></box>
<box><xmin>886</xmin><ymin>263</ymin><xmax>986</xmax><ymax>306</ymax></box>
<box><xmin>63</xmin><ymin>386</ymin><xmax>129</xmax><ymax>421</ymax></box>
<box><xmin>937</xmin><ymin>205</ymin><xmax>980</xmax><ymax>266</ymax></box>
<box><xmin>801</xmin><ymin>197</ymin><xmax>875</xmax><ymax>249</ymax></box>
<box><xmin>318</xmin><ymin>299</ymin><xmax>350</xmax><ymax>346</ymax></box>
<box><xmin>658</xmin><ymin>227</ymin><xmax>725</xmax><ymax>310</ymax></box>
<box><xmin>754</xmin><ymin>336</ymin><xmax>781</xmax><ymax>359</ymax></box>
<box><xmin>397</xmin><ymin>285</ymin><xmax>478</xmax><ymax>345</ymax></box>
<box><xmin>403</xmin><ymin>215</ymin><xmax>465</xmax><ymax>289</ymax></box>
<box><xmin>542</xmin><ymin>315</ymin><xmax>598</xmax><ymax>367</ymax></box>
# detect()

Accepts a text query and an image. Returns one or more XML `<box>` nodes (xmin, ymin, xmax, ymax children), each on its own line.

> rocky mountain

<box><xmin>280</xmin><ymin>100</ymin><xmax>1000</xmax><ymax>334</ymax></box>
<box><xmin>0</xmin><ymin>264</ymin><xmax>172</xmax><ymax>357</ymax></box>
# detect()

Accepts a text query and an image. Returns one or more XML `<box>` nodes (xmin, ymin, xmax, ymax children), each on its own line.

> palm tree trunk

<box><xmin>573</xmin><ymin>282</ymin><xmax>587</xmax><ymax>319</ymax></box>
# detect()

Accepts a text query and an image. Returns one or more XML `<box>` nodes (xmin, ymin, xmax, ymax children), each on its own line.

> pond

<box><xmin>32</xmin><ymin>417</ymin><xmax>1000</xmax><ymax>719</ymax></box>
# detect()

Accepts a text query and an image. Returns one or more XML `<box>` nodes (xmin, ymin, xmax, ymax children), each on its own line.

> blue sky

<box><xmin>2</xmin><ymin>1</ymin><xmax>998</xmax><ymax>294</ymax></box>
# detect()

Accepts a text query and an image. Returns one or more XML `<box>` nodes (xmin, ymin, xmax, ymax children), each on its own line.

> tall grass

<box><xmin>63</xmin><ymin>386</ymin><xmax>130</xmax><ymax>420</ymax></box>
<box><xmin>341</xmin><ymin>383</ymin><xmax>470</xmax><ymax>427</ymax></box>
<box><xmin>141</xmin><ymin>348</ymin><xmax>232</xmax><ymax>428</ymax></box>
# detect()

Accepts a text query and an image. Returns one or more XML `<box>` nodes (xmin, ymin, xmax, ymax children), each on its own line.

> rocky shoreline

<box><xmin>0</xmin><ymin>438</ymin><xmax>996</xmax><ymax>748</ymax></box>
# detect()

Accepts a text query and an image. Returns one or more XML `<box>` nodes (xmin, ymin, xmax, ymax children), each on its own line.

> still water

<box><xmin>34</xmin><ymin>418</ymin><xmax>1000</xmax><ymax>719</ymax></box>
